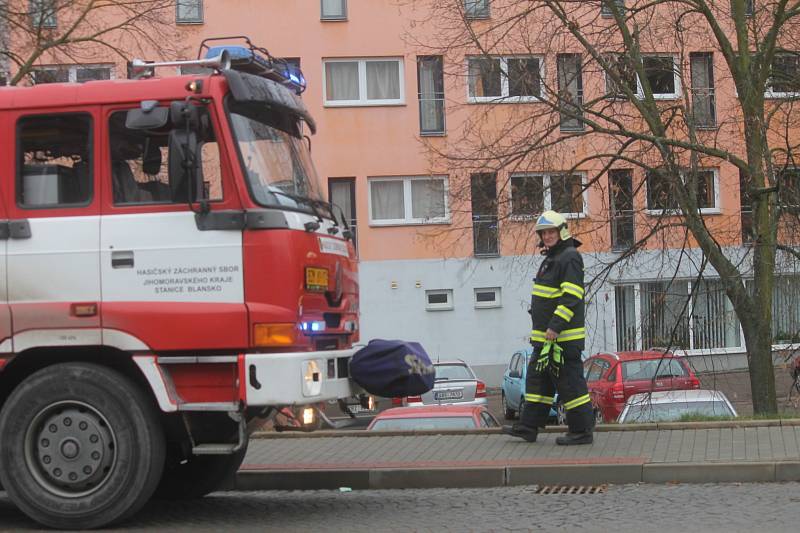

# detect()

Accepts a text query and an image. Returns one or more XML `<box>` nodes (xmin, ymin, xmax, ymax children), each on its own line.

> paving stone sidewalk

<box><xmin>234</xmin><ymin>420</ymin><xmax>800</xmax><ymax>490</ymax></box>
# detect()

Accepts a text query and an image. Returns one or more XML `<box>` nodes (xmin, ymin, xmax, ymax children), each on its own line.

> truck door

<box><xmin>3</xmin><ymin>110</ymin><xmax>101</xmax><ymax>348</ymax></box>
<box><xmin>99</xmin><ymin>104</ymin><xmax>248</xmax><ymax>351</ymax></box>
<box><xmin>0</xmin><ymin>181</ymin><xmax>10</xmax><ymax>354</ymax></box>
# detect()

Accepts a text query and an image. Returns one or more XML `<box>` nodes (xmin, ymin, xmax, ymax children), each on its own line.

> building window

<box><xmin>17</xmin><ymin>113</ymin><xmax>93</xmax><ymax>208</ymax></box>
<box><xmin>615</xmin><ymin>280</ymin><xmax>745</xmax><ymax>352</ymax></box>
<box><xmin>368</xmin><ymin>175</ymin><xmax>448</xmax><ymax>225</ymax></box>
<box><xmin>604</xmin><ymin>53</ymin><xmax>637</xmax><ymax>99</ymax></box>
<box><xmin>601</xmin><ymin>0</ymin><xmax>625</xmax><ymax>17</ymax></box>
<box><xmin>510</xmin><ymin>172</ymin><xmax>586</xmax><ymax>218</ymax></box>
<box><xmin>471</xmin><ymin>172</ymin><xmax>499</xmax><ymax>257</ymax></box>
<box><xmin>474</xmin><ymin>287</ymin><xmax>501</xmax><ymax>308</ymax></box>
<box><xmin>646</xmin><ymin>168</ymin><xmax>718</xmax><ymax>213</ymax></box>
<box><xmin>426</xmin><ymin>289</ymin><xmax>454</xmax><ymax>311</ymax></box>
<box><xmin>778</xmin><ymin>168</ymin><xmax>800</xmax><ymax>209</ymax></box>
<box><xmin>321</xmin><ymin>0</ymin><xmax>347</xmax><ymax>20</ymax></box>
<box><xmin>329</xmin><ymin>177</ymin><xmax>357</xmax><ymax>250</ymax></box>
<box><xmin>745</xmin><ymin>0</ymin><xmax>754</xmax><ymax>16</ymax></box>
<box><xmin>739</xmin><ymin>169</ymin><xmax>754</xmax><ymax>243</ymax></box>
<box><xmin>176</xmin><ymin>0</ymin><xmax>203</xmax><ymax>24</ymax></box>
<box><xmin>557</xmin><ymin>53</ymin><xmax>584</xmax><ymax>131</ymax></box>
<box><xmin>0</xmin><ymin>72</ymin><xmax>7</xmax><ymax>86</ymax></box>
<box><xmin>690</xmin><ymin>52</ymin><xmax>716</xmax><ymax>128</ymax></box>
<box><xmin>29</xmin><ymin>0</ymin><xmax>57</xmax><ymax>28</ymax></box>
<box><xmin>324</xmin><ymin>58</ymin><xmax>404</xmax><ymax>106</ymax></box>
<box><xmin>31</xmin><ymin>64</ymin><xmax>113</xmax><ymax>84</ymax></box>
<box><xmin>465</xmin><ymin>0</ymin><xmax>490</xmax><ymax>19</ymax></box>
<box><xmin>417</xmin><ymin>56</ymin><xmax>445</xmax><ymax>135</ymax></box>
<box><xmin>609</xmin><ymin>169</ymin><xmax>634</xmax><ymax>250</ymax></box>
<box><xmin>467</xmin><ymin>56</ymin><xmax>543</xmax><ymax>102</ymax></box>
<box><xmin>772</xmin><ymin>276</ymin><xmax>800</xmax><ymax>344</ymax></box>
<box><xmin>767</xmin><ymin>53</ymin><xmax>800</xmax><ymax>98</ymax></box>
<box><xmin>640</xmin><ymin>55</ymin><xmax>680</xmax><ymax>99</ymax></box>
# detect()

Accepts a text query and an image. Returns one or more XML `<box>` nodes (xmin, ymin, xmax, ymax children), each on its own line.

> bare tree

<box><xmin>0</xmin><ymin>0</ymin><xmax>185</xmax><ymax>85</ymax></box>
<box><xmin>406</xmin><ymin>0</ymin><xmax>800</xmax><ymax>414</ymax></box>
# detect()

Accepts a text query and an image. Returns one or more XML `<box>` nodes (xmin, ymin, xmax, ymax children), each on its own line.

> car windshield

<box><xmin>621</xmin><ymin>358</ymin><xmax>687</xmax><ymax>381</ymax></box>
<box><xmin>228</xmin><ymin>101</ymin><xmax>325</xmax><ymax>216</ymax></box>
<box><xmin>435</xmin><ymin>364</ymin><xmax>474</xmax><ymax>380</ymax></box>
<box><xmin>370</xmin><ymin>417</ymin><xmax>476</xmax><ymax>431</ymax></box>
<box><xmin>622</xmin><ymin>400</ymin><xmax>734</xmax><ymax>423</ymax></box>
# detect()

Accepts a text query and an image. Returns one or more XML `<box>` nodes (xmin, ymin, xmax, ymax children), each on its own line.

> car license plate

<box><xmin>434</xmin><ymin>390</ymin><xmax>463</xmax><ymax>400</ymax></box>
<box><xmin>305</xmin><ymin>267</ymin><xmax>328</xmax><ymax>291</ymax></box>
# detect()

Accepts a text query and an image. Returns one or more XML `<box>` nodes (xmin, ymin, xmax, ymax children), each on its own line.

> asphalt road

<box><xmin>2</xmin><ymin>482</ymin><xmax>800</xmax><ymax>531</ymax></box>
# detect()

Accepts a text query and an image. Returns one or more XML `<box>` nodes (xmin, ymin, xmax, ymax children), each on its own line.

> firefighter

<box><xmin>503</xmin><ymin>210</ymin><xmax>594</xmax><ymax>445</ymax></box>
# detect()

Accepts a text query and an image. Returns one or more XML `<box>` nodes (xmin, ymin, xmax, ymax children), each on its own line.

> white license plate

<box><xmin>434</xmin><ymin>390</ymin><xmax>463</xmax><ymax>400</ymax></box>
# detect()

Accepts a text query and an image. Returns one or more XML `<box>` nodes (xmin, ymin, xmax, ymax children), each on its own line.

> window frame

<box><xmin>464</xmin><ymin>0</ymin><xmax>490</xmax><ymax>19</ymax></box>
<box><xmin>601</xmin><ymin>0</ymin><xmax>625</xmax><ymax>17</ymax></box>
<box><xmin>466</xmin><ymin>55</ymin><xmax>545</xmax><ymax>103</ymax></box>
<box><xmin>474</xmin><ymin>286</ymin><xmax>502</xmax><ymax>309</ymax></box>
<box><xmin>426</xmin><ymin>289</ymin><xmax>454</xmax><ymax>311</ymax></box>
<box><xmin>320</xmin><ymin>0</ymin><xmax>347</xmax><ymax>21</ymax></box>
<box><xmin>508</xmin><ymin>171</ymin><xmax>588</xmax><ymax>219</ymax></box>
<box><xmin>765</xmin><ymin>52</ymin><xmax>800</xmax><ymax>99</ymax></box>
<box><xmin>29</xmin><ymin>0</ymin><xmax>57</xmax><ymax>28</ymax></box>
<box><xmin>638</xmin><ymin>54</ymin><xmax>681</xmax><ymax>100</ymax></box>
<box><xmin>323</xmin><ymin>57</ymin><xmax>405</xmax><ymax>107</ymax></box>
<box><xmin>176</xmin><ymin>0</ymin><xmax>204</xmax><ymax>25</ymax></box>
<box><xmin>645</xmin><ymin>167</ymin><xmax>720</xmax><ymax>215</ymax></box>
<box><xmin>16</xmin><ymin>112</ymin><xmax>95</xmax><ymax>210</ymax></box>
<box><xmin>368</xmin><ymin>175</ymin><xmax>450</xmax><ymax>226</ymax></box>
<box><xmin>417</xmin><ymin>55</ymin><xmax>446</xmax><ymax>136</ymax></box>
<box><xmin>31</xmin><ymin>64</ymin><xmax>114</xmax><ymax>84</ymax></box>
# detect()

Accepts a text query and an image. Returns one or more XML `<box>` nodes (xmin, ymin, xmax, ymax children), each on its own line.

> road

<box><xmin>2</xmin><ymin>482</ymin><xmax>799</xmax><ymax>531</ymax></box>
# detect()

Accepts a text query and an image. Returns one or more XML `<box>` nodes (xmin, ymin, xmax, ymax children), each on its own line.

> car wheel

<box><xmin>556</xmin><ymin>401</ymin><xmax>567</xmax><ymax>426</ymax></box>
<box><xmin>0</xmin><ymin>363</ymin><xmax>165</xmax><ymax>529</ymax></box>
<box><xmin>502</xmin><ymin>392</ymin><xmax>516</xmax><ymax>420</ymax></box>
<box><xmin>594</xmin><ymin>408</ymin><xmax>605</xmax><ymax>425</ymax></box>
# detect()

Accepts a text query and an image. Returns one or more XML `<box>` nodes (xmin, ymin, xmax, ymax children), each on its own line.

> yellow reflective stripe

<box><xmin>525</xmin><ymin>393</ymin><xmax>554</xmax><ymax>404</ymax></box>
<box><xmin>530</xmin><ymin>330</ymin><xmax>547</xmax><ymax>342</ymax></box>
<box><xmin>533</xmin><ymin>283</ymin><xmax>560</xmax><ymax>294</ymax></box>
<box><xmin>554</xmin><ymin>305</ymin><xmax>574</xmax><ymax>322</ymax></box>
<box><xmin>532</xmin><ymin>283</ymin><xmax>563</xmax><ymax>299</ymax></box>
<box><xmin>560</xmin><ymin>281</ymin><xmax>585</xmax><ymax>297</ymax></box>
<box><xmin>557</xmin><ymin>327</ymin><xmax>585</xmax><ymax>342</ymax></box>
<box><xmin>564</xmin><ymin>394</ymin><xmax>591</xmax><ymax>410</ymax></box>
<box><xmin>561</xmin><ymin>286</ymin><xmax>584</xmax><ymax>299</ymax></box>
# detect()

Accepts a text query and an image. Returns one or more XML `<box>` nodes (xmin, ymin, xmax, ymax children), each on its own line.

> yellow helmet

<box><xmin>535</xmin><ymin>210</ymin><xmax>571</xmax><ymax>241</ymax></box>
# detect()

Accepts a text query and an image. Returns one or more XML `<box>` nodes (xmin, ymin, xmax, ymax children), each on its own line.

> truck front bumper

<box><xmin>244</xmin><ymin>348</ymin><xmax>361</xmax><ymax>406</ymax></box>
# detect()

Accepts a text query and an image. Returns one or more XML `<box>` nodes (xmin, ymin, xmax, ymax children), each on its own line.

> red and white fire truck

<box><xmin>0</xmin><ymin>41</ymin><xmax>361</xmax><ymax>528</ymax></box>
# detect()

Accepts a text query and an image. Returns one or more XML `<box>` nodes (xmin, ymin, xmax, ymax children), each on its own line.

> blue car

<box><xmin>501</xmin><ymin>348</ymin><xmax>564</xmax><ymax>424</ymax></box>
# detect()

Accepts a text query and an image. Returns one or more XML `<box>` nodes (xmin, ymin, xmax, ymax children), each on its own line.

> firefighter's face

<box><xmin>540</xmin><ymin>228</ymin><xmax>560</xmax><ymax>248</ymax></box>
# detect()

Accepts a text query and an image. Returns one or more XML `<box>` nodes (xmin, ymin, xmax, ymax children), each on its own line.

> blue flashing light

<box><xmin>205</xmin><ymin>44</ymin><xmax>307</xmax><ymax>94</ymax></box>
<box><xmin>300</xmin><ymin>320</ymin><xmax>325</xmax><ymax>333</ymax></box>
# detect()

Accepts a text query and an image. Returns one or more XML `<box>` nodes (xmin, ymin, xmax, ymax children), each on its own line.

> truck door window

<box><xmin>16</xmin><ymin>114</ymin><xmax>93</xmax><ymax>208</ymax></box>
<box><xmin>109</xmin><ymin>109</ymin><xmax>222</xmax><ymax>205</ymax></box>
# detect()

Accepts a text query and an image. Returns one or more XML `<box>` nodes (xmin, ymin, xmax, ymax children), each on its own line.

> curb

<box><xmin>234</xmin><ymin>460</ymin><xmax>800</xmax><ymax>491</ymax></box>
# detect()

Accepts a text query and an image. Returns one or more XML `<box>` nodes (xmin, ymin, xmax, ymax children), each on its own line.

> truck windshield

<box><xmin>228</xmin><ymin>101</ymin><xmax>324</xmax><ymax>216</ymax></box>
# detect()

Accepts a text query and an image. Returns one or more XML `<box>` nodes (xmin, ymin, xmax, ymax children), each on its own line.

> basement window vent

<box><xmin>533</xmin><ymin>484</ymin><xmax>607</xmax><ymax>495</ymax></box>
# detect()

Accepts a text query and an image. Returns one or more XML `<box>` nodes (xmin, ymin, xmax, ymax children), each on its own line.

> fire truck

<box><xmin>0</xmin><ymin>40</ymin><xmax>361</xmax><ymax>528</ymax></box>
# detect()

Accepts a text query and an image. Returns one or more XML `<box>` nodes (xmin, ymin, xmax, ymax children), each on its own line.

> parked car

<box><xmin>584</xmin><ymin>351</ymin><xmax>701</xmax><ymax>423</ymax></box>
<box><xmin>367</xmin><ymin>405</ymin><xmax>499</xmax><ymax>431</ymax></box>
<box><xmin>398</xmin><ymin>360</ymin><xmax>488</xmax><ymax>407</ymax></box>
<box><xmin>501</xmin><ymin>348</ymin><xmax>562</xmax><ymax>423</ymax></box>
<box><xmin>617</xmin><ymin>389</ymin><xmax>737</xmax><ymax>423</ymax></box>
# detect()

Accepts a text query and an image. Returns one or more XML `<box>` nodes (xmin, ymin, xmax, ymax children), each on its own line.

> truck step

<box><xmin>192</xmin><ymin>443</ymin><xmax>240</xmax><ymax>455</ymax></box>
<box><xmin>178</xmin><ymin>402</ymin><xmax>240</xmax><ymax>412</ymax></box>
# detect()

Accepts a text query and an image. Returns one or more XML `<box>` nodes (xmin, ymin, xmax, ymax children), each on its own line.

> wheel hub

<box><xmin>27</xmin><ymin>402</ymin><xmax>117</xmax><ymax>497</ymax></box>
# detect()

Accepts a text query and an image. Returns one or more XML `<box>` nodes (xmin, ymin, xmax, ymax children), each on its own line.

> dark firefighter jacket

<box><xmin>529</xmin><ymin>238</ymin><xmax>586</xmax><ymax>348</ymax></box>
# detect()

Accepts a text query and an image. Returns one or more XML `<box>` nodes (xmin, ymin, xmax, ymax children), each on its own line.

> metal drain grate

<box><xmin>534</xmin><ymin>484</ymin><xmax>607</xmax><ymax>495</ymax></box>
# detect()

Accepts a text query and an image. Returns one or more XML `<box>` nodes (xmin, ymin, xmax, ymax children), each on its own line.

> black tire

<box><xmin>155</xmin><ymin>441</ymin><xmax>248</xmax><ymax>500</ymax></box>
<box><xmin>595</xmin><ymin>408</ymin><xmax>605</xmax><ymax>425</ymax></box>
<box><xmin>0</xmin><ymin>363</ymin><xmax>165</xmax><ymax>529</ymax></box>
<box><xmin>502</xmin><ymin>392</ymin><xmax>516</xmax><ymax>420</ymax></box>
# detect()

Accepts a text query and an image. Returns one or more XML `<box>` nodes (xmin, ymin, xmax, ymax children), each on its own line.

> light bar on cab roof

<box><xmin>205</xmin><ymin>45</ymin><xmax>307</xmax><ymax>95</ymax></box>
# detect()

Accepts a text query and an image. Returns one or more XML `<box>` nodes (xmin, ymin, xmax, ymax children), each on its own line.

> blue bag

<box><xmin>350</xmin><ymin>339</ymin><xmax>436</xmax><ymax>397</ymax></box>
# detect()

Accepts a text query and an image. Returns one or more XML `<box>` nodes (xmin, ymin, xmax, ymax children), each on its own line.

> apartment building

<box><xmin>6</xmin><ymin>0</ymin><xmax>800</xmax><ymax>382</ymax></box>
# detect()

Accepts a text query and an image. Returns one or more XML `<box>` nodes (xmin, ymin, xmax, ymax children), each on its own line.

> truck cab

<box><xmin>0</xmin><ymin>43</ymin><xmax>361</xmax><ymax>529</ymax></box>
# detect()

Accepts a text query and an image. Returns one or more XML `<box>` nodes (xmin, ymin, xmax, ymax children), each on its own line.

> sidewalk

<box><xmin>234</xmin><ymin>420</ymin><xmax>800</xmax><ymax>491</ymax></box>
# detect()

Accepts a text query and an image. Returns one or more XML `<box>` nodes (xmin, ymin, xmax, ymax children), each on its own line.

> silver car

<box><xmin>617</xmin><ymin>389</ymin><xmax>737</xmax><ymax>423</ymax></box>
<box><xmin>405</xmin><ymin>360</ymin><xmax>488</xmax><ymax>407</ymax></box>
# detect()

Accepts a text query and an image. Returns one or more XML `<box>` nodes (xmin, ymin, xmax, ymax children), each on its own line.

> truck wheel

<box><xmin>155</xmin><ymin>442</ymin><xmax>248</xmax><ymax>500</ymax></box>
<box><xmin>0</xmin><ymin>363</ymin><xmax>165</xmax><ymax>529</ymax></box>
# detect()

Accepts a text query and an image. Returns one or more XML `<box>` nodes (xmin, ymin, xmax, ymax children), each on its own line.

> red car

<box><xmin>584</xmin><ymin>351</ymin><xmax>700</xmax><ymax>423</ymax></box>
<box><xmin>366</xmin><ymin>405</ymin><xmax>499</xmax><ymax>431</ymax></box>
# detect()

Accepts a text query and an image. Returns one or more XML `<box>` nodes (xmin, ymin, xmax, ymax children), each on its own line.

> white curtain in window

<box><xmin>330</xmin><ymin>181</ymin><xmax>354</xmax><ymax>223</ymax></box>
<box><xmin>411</xmin><ymin>179</ymin><xmax>445</xmax><ymax>219</ymax></box>
<box><xmin>366</xmin><ymin>61</ymin><xmax>400</xmax><ymax>100</ymax></box>
<box><xmin>773</xmin><ymin>276</ymin><xmax>800</xmax><ymax>342</ymax></box>
<box><xmin>371</xmin><ymin>180</ymin><xmax>404</xmax><ymax>220</ymax></box>
<box><xmin>322</xmin><ymin>0</ymin><xmax>346</xmax><ymax>18</ymax></box>
<box><xmin>418</xmin><ymin>58</ymin><xmax>443</xmax><ymax>132</ymax></box>
<box><xmin>325</xmin><ymin>62</ymin><xmax>359</xmax><ymax>101</ymax></box>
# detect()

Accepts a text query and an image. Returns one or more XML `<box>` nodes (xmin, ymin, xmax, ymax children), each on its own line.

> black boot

<box><xmin>555</xmin><ymin>431</ymin><xmax>593</xmax><ymax>446</ymax></box>
<box><xmin>502</xmin><ymin>423</ymin><xmax>539</xmax><ymax>442</ymax></box>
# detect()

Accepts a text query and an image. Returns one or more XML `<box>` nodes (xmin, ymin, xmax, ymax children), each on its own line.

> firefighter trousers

<box><xmin>520</xmin><ymin>341</ymin><xmax>594</xmax><ymax>433</ymax></box>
